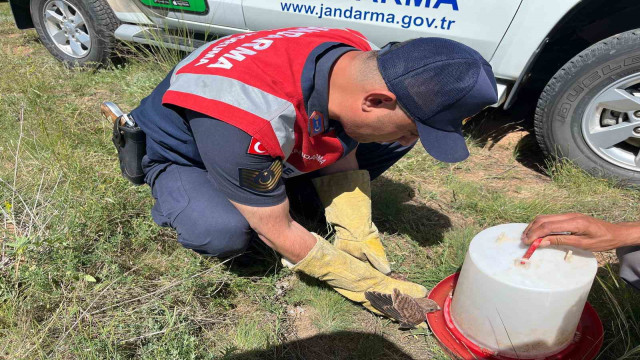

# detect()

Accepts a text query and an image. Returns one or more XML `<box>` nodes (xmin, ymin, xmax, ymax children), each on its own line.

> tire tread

<box><xmin>87</xmin><ymin>0</ymin><xmax>120</xmax><ymax>65</ymax></box>
<box><xmin>30</xmin><ymin>0</ymin><xmax>120</xmax><ymax>67</ymax></box>
<box><xmin>535</xmin><ymin>29</ymin><xmax>640</xmax><ymax>157</ymax></box>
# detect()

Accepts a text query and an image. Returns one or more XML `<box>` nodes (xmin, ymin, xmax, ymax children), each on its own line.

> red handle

<box><xmin>520</xmin><ymin>237</ymin><xmax>543</xmax><ymax>264</ymax></box>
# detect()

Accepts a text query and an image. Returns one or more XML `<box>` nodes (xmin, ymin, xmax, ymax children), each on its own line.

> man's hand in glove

<box><xmin>229</xmin><ymin>194</ymin><xmax>426</xmax><ymax>319</ymax></box>
<box><xmin>288</xmin><ymin>233</ymin><xmax>428</xmax><ymax>315</ymax></box>
<box><xmin>313</xmin><ymin>170</ymin><xmax>391</xmax><ymax>274</ymax></box>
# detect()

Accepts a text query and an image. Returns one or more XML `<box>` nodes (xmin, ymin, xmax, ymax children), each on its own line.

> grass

<box><xmin>286</xmin><ymin>276</ymin><xmax>357</xmax><ymax>333</ymax></box>
<box><xmin>1</xmin><ymin>4</ymin><xmax>639</xmax><ymax>358</ymax></box>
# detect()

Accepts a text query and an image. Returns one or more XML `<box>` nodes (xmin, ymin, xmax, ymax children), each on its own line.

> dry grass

<box><xmin>0</xmin><ymin>4</ymin><xmax>638</xmax><ymax>359</ymax></box>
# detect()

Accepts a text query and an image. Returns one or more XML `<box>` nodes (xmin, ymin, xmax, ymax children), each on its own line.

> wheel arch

<box><xmin>505</xmin><ymin>0</ymin><xmax>640</xmax><ymax>110</ymax></box>
<box><xmin>9</xmin><ymin>0</ymin><xmax>34</xmax><ymax>29</ymax></box>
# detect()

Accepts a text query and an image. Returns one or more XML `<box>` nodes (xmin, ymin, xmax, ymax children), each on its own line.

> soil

<box><xmin>462</xmin><ymin>111</ymin><xmax>555</xmax><ymax>200</ymax></box>
<box><xmin>289</xmin><ymin>305</ymin><xmax>319</xmax><ymax>339</ymax></box>
<box><xmin>595</xmin><ymin>250</ymin><xmax>619</xmax><ymax>267</ymax></box>
<box><xmin>10</xmin><ymin>46</ymin><xmax>32</xmax><ymax>56</ymax></box>
<box><xmin>282</xmin><ymin>299</ymin><xmax>435</xmax><ymax>359</ymax></box>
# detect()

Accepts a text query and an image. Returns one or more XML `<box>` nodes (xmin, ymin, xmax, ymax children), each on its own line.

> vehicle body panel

<box><xmin>129</xmin><ymin>0</ymin><xmax>246</xmax><ymax>29</ymax></box>
<box><xmin>107</xmin><ymin>0</ymin><xmax>155</xmax><ymax>25</ymax></box>
<box><xmin>163</xmin><ymin>0</ymin><xmax>245</xmax><ymax>29</ymax></box>
<box><xmin>242</xmin><ymin>0</ymin><xmax>522</xmax><ymax>60</ymax></box>
<box><xmin>490</xmin><ymin>0</ymin><xmax>582</xmax><ymax>80</ymax></box>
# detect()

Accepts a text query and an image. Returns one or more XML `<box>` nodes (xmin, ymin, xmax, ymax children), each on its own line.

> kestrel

<box><xmin>365</xmin><ymin>288</ymin><xmax>440</xmax><ymax>329</ymax></box>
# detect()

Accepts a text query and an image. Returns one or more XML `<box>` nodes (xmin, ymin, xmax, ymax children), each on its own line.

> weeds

<box><xmin>1</xmin><ymin>3</ymin><xmax>639</xmax><ymax>359</ymax></box>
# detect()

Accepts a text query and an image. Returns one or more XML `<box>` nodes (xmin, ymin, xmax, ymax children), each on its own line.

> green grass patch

<box><xmin>1</xmin><ymin>3</ymin><xmax>639</xmax><ymax>359</ymax></box>
<box><xmin>233</xmin><ymin>316</ymin><xmax>279</xmax><ymax>351</ymax></box>
<box><xmin>286</xmin><ymin>275</ymin><xmax>357</xmax><ymax>333</ymax></box>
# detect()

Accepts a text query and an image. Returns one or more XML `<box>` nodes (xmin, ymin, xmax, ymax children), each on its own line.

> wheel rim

<box><xmin>43</xmin><ymin>0</ymin><xmax>91</xmax><ymax>58</ymax></box>
<box><xmin>582</xmin><ymin>72</ymin><xmax>640</xmax><ymax>172</ymax></box>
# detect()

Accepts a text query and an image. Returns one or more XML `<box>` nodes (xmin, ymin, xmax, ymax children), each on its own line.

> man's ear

<box><xmin>362</xmin><ymin>91</ymin><xmax>397</xmax><ymax>112</ymax></box>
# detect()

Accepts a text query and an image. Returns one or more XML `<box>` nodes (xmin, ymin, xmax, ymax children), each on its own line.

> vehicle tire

<box><xmin>535</xmin><ymin>29</ymin><xmax>640</xmax><ymax>184</ymax></box>
<box><xmin>30</xmin><ymin>0</ymin><xmax>119</xmax><ymax>67</ymax></box>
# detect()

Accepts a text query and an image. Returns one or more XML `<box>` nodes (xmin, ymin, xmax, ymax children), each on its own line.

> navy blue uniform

<box><xmin>131</xmin><ymin>44</ymin><xmax>415</xmax><ymax>257</ymax></box>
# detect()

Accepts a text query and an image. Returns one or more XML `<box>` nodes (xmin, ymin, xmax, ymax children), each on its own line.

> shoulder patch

<box><xmin>238</xmin><ymin>160</ymin><xmax>283</xmax><ymax>192</ymax></box>
<box><xmin>247</xmin><ymin>137</ymin><xmax>269</xmax><ymax>155</ymax></box>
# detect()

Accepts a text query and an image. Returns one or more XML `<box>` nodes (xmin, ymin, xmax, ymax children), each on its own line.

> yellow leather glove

<box><xmin>291</xmin><ymin>234</ymin><xmax>427</xmax><ymax>315</ymax></box>
<box><xmin>312</xmin><ymin>170</ymin><xmax>391</xmax><ymax>274</ymax></box>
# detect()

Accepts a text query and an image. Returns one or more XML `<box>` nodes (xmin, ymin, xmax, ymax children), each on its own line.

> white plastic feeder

<box><xmin>450</xmin><ymin>223</ymin><xmax>598</xmax><ymax>358</ymax></box>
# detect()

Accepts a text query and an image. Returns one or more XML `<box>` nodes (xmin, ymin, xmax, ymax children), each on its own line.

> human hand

<box><xmin>290</xmin><ymin>234</ymin><xmax>426</xmax><ymax>317</ymax></box>
<box><xmin>312</xmin><ymin>170</ymin><xmax>392</xmax><ymax>274</ymax></box>
<box><xmin>521</xmin><ymin>213</ymin><xmax>633</xmax><ymax>252</ymax></box>
<box><xmin>334</xmin><ymin>230</ymin><xmax>391</xmax><ymax>275</ymax></box>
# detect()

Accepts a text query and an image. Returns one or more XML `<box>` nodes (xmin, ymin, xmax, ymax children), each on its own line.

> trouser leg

<box><xmin>617</xmin><ymin>246</ymin><xmax>640</xmax><ymax>291</ymax></box>
<box><xmin>148</xmin><ymin>164</ymin><xmax>253</xmax><ymax>257</ymax></box>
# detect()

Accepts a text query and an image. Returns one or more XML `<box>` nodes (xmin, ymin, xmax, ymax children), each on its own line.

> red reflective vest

<box><xmin>162</xmin><ymin>27</ymin><xmax>373</xmax><ymax>177</ymax></box>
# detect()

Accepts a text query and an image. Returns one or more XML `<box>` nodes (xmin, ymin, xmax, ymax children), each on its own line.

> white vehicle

<box><xmin>10</xmin><ymin>0</ymin><xmax>640</xmax><ymax>184</ymax></box>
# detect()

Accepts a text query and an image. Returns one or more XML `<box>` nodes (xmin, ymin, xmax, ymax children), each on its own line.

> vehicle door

<box><xmin>137</xmin><ymin>0</ymin><xmax>246</xmax><ymax>33</ymax></box>
<box><xmin>242</xmin><ymin>0</ymin><xmax>522</xmax><ymax>61</ymax></box>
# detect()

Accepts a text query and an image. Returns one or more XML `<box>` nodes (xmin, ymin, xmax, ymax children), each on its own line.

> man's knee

<box><xmin>177</xmin><ymin>214</ymin><xmax>252</xmax><ymax>257</ymax></box>
<box><xmin>617</xmin><ymin>246</ymin><xmax>640</xmax><ymax>291</ymax></box>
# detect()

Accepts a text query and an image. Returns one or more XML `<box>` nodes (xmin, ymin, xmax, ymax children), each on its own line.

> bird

<box><xmin>365</xmin><ymin>288</ymin><xmax>441</xmax><ymax>329</ymax></box>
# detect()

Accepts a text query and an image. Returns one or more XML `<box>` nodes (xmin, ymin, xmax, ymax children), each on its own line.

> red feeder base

<box><xmin>426</xmin><ymin>273</ymin><xmax>604</xmax><ymax>360</ymax></box>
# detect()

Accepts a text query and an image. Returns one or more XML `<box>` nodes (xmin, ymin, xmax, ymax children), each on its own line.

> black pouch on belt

<box><xmin>112</xmin><ymin>118</ymin><xmax>146</xmax><ymax>185</ymax></box>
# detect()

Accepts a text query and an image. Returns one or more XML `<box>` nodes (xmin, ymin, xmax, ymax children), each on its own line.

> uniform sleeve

<box><xmin>186</xmin><ymin>109</ymin><xmax>287</xmax><ymax>207</ymax></box>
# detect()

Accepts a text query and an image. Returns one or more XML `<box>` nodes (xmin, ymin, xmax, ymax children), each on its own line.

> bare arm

<box><xmin>522</xmin><ymin>213</ymin><xmax>640</xmax><ymax>251</ymax></box>
<box><xmin>230</xmin><ymin>148</ymin><xmax>360</xmax><ymax>263</ymax></box>
<box><xmin>230</xmin><ymin>198</ymin><xmax>317</xmax><ymax>263</ymax></box>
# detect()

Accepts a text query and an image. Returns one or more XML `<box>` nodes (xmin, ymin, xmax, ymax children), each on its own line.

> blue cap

<box><xmin>377</xmin><ymin>38</ymin><xmax>498</xmax><ymax>163</ymax></box>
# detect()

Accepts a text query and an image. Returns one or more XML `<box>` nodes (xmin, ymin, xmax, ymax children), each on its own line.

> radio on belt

<box><xmin>101</xmin><ymin>102</ymin><xmax>146</xmax><ymax>185</ymax></box>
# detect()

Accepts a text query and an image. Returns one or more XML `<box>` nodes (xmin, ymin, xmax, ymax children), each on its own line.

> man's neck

<box><xmin>327</xmin><ymin>51</ymin><xmax>359</xmax><ymax>121</ymax></box>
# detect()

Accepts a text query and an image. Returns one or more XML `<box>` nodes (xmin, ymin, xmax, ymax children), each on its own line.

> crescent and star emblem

<box><xmin>253</xmin><ymin>142</ymin><xmax>266</xmax><ymax>154</ymax></box>
<box><xmin>248</xmin><ymin>137</ymin><xmax>268</xmax><ymax>155</ymax></box>
<box><xmin>238</xmin><ymin>161</ymin><xmax>283</xmax><ymax>192</ymax></box>
<box><xmin>257</xmin><ymin>170</ymin><xmax>273</xmax><ymax>184</ymax></box>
